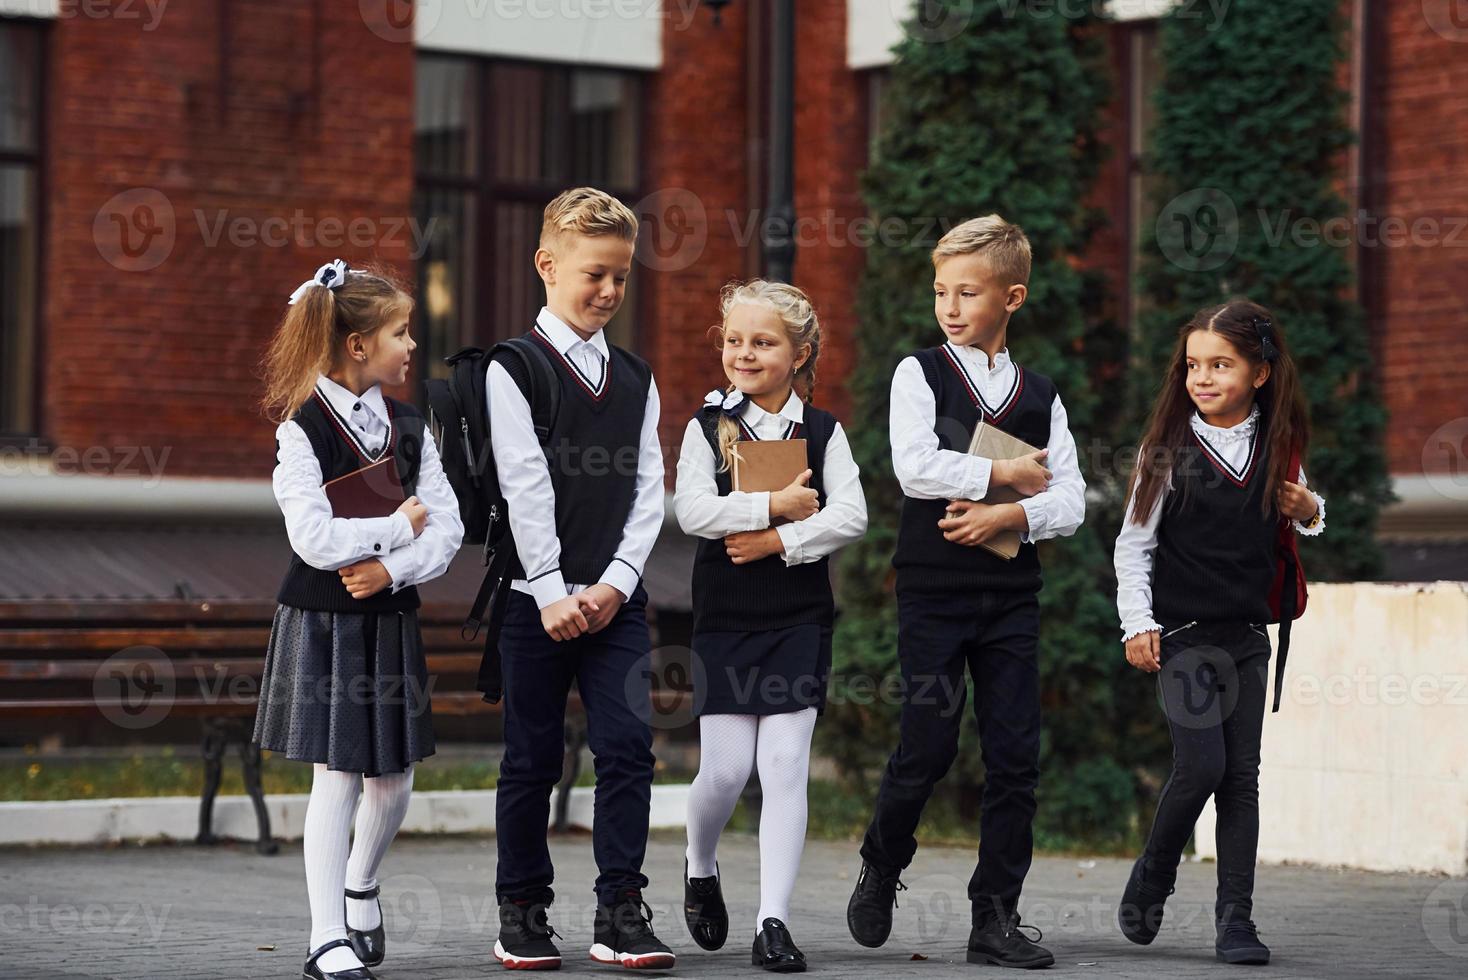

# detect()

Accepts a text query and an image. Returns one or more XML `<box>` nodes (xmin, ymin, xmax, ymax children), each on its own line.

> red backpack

<box><xmin>1266</xmin><ymin>445</ymin><xmax>1309</xmax><ymax>712</ymax></box>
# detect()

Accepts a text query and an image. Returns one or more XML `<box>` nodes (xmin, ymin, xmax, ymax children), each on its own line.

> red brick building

<box><xmin>1</xmin><ymin>0</ymin><xmax>1464</xmax><ymax>604</ymax></box>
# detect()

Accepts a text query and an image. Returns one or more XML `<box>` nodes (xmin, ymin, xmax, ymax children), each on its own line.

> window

<box><xmin>414</xmin><ymin>56</ymin><xmax>644</xmax><ymax>381</ymax></box>
<box><xmin>1</xmin><ymin>19</ymin><xmax>44</xmax><ymax>437</ymax></box>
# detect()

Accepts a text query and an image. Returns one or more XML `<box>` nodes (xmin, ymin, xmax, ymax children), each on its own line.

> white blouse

<box><xmin>273</xmin><ymin>374</ymin><xmax>464</xmax><ymax>594</ymax></box>
<box><xmin>1113</xmin><ymin>405</ymin><xmax>1326</xmax><ymax>642</ymax></box>
<box><xmin>674</xmin><ymin>390</ymin><xmax>869</xmax><ymax>566</ymax></box>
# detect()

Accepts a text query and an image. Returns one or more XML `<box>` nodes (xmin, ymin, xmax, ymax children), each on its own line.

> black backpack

<box><xmin>424</xmin><ymin>337</ymin><xmax>559</xmax><ymax>704</ymax></box>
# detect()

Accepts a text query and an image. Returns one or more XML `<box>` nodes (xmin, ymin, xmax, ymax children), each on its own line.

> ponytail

<box><xmin>259</xmin><ymin>261</ymin><xmax>412</xmax><ymax>424</ymax></box>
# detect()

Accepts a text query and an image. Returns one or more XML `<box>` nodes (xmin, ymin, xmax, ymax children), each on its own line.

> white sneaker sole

<box><xmin>588</xmin><ymin>942</ymin><xmax>677</xmax><ymax>970</ymax></box>
<box><xmin>494</xmin><ymin>939</ymin><xmax>563</xmax><ymax>970</ymax></box>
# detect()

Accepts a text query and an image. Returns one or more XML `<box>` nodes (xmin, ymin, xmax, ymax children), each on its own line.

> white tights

<box><xmin>684</xmin><ymin>709</ymin><xmax>817</xmax><ymax>934</ymax></box>
<box><xmin>303</xmin><ymin>764</ymin><xmax>415</xmax><ymax>971</ymax></box>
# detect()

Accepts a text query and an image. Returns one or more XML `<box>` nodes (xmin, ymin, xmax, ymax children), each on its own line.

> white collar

<box><xmin>947</xmin><ymin>342</ymin><xmax>1011</xmax><ymax>373</ymax></box>
<box><xmin>742</xmin><ymin>389</ymin><xmax>805</xmax><ymax>427</ymax></box>
<box><xmin>316</xmin><ymin>374</ymin><xmax>388</xmax><ymax>427</ymax></box>
<box><xmin>537</xmin><ymin>307</ymin><xmax>610</xmax><ymax>361</ymax></box>
<box><xmin>1191</xmin><ymin>403</ymin><xmax>1260</xmax><ymax>444</ymax></box>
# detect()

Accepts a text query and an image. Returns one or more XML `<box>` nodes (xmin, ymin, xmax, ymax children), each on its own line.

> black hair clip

<box><xmin>1251</xmin><ymin>315</ymin><xmax>1279</xmax><ymax>363</ymax></box>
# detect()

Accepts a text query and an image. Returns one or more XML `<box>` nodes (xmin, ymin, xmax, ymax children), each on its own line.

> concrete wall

<box><xmin>1194</xmin><ymin>581</ymin><xmax>1468</xmax><ymax>876</ymax></box>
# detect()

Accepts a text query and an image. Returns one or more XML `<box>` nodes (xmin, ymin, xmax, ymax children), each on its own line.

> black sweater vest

<box><xmin>892</xmin><ymin>346</ymin><xmax>1056</xmax><ymax>595</ymax></box>
<box><xmin>1152</xmin><ymin>425</ymin><xmax>1276</xmax><ymax>625</ymax></box>
<box><xmin>494</xmin><ymin>330</ymin><xmax>653</xmax><ymax>585</ymax></box>
<box><xmin>276</xmin><ymin>392</ymin><xmax>425</xmax><ymax>614</ymax></box>
<box><xmin>690</xmin><ymin>404</ymin><xmax>837</xmax><ymax>635</ymax></box>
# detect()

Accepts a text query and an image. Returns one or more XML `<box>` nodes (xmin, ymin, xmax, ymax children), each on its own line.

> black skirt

<box><xmin>691</xmin><ymin>623</ymin><xmax>831</xmax><ymax>718</ymax></box>
<box><xmin>252</xmin><ymin>605</ymin><xmax>435</xmax><ymax>776</ymax></box>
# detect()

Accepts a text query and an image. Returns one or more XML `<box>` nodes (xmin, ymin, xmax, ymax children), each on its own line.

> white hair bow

<box><xmin>287</xmin><ymin>259</ymin><xmax>350</xmax><ymax>306</ymax></box>
<box><xmin>703</xmin><ymin>388</ymin><xmax>747</xmax><ymax>417</ymax></box>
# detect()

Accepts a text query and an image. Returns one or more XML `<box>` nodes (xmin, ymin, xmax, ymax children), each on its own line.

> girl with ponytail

<box><xmin>255</xmin><ymin>260</ymin><xmax>463</xmax><ymax>980</ymax></box>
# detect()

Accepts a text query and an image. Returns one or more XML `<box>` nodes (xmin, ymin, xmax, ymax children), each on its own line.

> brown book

<box><xmin>731</xmin><ymin>439</ymin><xmax>808</xmax><ymax>491</ymax></box>
<box><xmin>961</xmin><ymin>422</ymin><xmax>1042</xmax><ymax>560</ymax></box>
<box><xmin>322</xmin><ymin>457</ymin><xmax>406</xmax><ymax>519</ymax></box>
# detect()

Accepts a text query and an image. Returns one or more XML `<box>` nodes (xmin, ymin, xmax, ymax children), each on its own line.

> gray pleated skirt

<box><xmin>252</xmin><ymin>605</ymin><xmax>436</xmax><ymax>776</ymax></box>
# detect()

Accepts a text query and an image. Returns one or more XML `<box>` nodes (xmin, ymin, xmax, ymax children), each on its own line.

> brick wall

<box><xmin>1365</xmin><ymin>3</ymin><xmax>1468</xmax><ymax>478</ymax></box>
<box><xmin>29</xmin><ymin>4</ymin><xmax>1466</xmax><ymax>489</ymax></box>
<box><xmin>640</xmin><ymin>0</ymin><xmax>867</xmax><ymax>476</ymax></box>
<box><xmin>41</xmin><ymin>3</ymin><xmax>415</xmax><ymax>479</ymax></box>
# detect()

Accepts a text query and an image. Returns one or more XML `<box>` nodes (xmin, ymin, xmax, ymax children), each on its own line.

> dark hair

<box><xmin>1127</xmin><ymin>298</ymin><xmax>1309</xmax><ymax>522</ymax></box>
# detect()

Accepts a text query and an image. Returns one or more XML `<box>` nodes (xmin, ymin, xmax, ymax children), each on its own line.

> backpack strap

<box><xmin>1271</xmin><ymin>443</ymin><xmax>1306</xmax><ymax>713</ymax></box>
<box><xmin>467</xmin><ymin>333</ymin><xmax>562</xmax><ymax>705</ymax></box>
<box><xmin>491</xmin><ymin>335</ymin><xmax>561</xmax><ymax>445</ymax></box>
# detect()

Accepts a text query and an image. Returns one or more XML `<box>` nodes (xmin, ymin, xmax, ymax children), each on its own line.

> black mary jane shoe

<box><xmin>344</xmin><ymin>885</ymin><xmax>386</xmax><ymax>967</ymax></box>
<box><xmin>751</xmin><ymin>918</ymin><xmax>807</xmax><ymax>973</ymax></box>
<box><xmin>303</xmin><ymin>938</ymin><xmax>377</xmax><ymax>980</ymax></box>
<box><xmin>684</xmin><ymin>860</ymin><xmax>730</xmax><ymax>951</ymax></box>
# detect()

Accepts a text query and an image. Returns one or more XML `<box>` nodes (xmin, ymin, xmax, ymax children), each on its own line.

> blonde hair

<box><xmin>260</xmin><ymin>262</ymin><xmax>413</xmax><ymax>424</ymax></box>
<box><xmin>711</xmin><ymin>279</ymin><xmax>822</xmax><ymax>474</ymax></box>
<box><xmin>931</xmin><ymin>213</ymin><xmax>1032</xmax><ymax>287</ymax></box>
<box><xmin>539</xmin><ymin>186</ymin><xmax>639</xmax><ymax>252</ymax></box>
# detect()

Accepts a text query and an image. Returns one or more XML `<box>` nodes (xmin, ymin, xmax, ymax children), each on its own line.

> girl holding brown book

<box><xmin>673</xmin><ymin>279</ymin><xmax>868</xmax><ymax>971</ymax></box>
<box><xmin>255</xmin><ymin>260</ymin><xmax>464</xmax><ymax>980</ymax></box>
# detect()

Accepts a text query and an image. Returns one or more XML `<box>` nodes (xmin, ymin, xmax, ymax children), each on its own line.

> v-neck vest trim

<box><xmin>939</xmin><ymin>344</ymin><xmax>1024</xmax><ymax>423</ymax></box>
<box><xmin>531</xmin><ymin>325</ymin><xmax>609</xmax><ymax>402</ymax></box>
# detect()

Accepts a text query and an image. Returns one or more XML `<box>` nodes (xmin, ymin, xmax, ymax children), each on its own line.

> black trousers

<box><xmin>1142</xmin><ymin>620</ymin><xmax>1270</xmax><ymax>925</ymax></box>
<box><xmin>495</xmin><ymin>586</ymin><xmax>656</xmax><ymax>908</ymax></box>
<box><xmin>861</xmin><ymin>588</ymin><xmax>1041</xmax><ymax>912</ymax></box>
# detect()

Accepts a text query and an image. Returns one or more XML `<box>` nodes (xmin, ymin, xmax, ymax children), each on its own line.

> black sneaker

<box><xmin>1215</xmin><ymin>920</ymin><xmax>1271</xmax><ymax>965</ymax></box>
<box><xmin>967</xmin><ymin>909</ymin><xmax>1055</xmax><ymax>970</ymax></box>
<box><xmin>1117</xmin><ymin>855</ymin><xmax>1176</xmax><ymax>946</ymax></box>
<box><xmin>752</xmin><ymin>917</ymin><xmax>807</xmax><ymax>973</ymax></box>
<box><xmin>590</xmin><ymin>891</ymin><xmax>677</xmax><ymax>970</ymax></box>
<box><xmin>494</xmin><ymin>895</ymin><xmax>562</xmax><ymax>971</ymax></box>
<box><xmin>684</xmin><ymin>860</ymin><xmax>729</xmax><ymax>951</ymax></box>
<box><xmin>846</xmin><ymin>862</ymin><xmax>908</xmax><ymax>948</ymax></box>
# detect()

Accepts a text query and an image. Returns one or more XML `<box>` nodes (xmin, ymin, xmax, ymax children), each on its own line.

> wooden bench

<box><xmin>0</xmin><ymin>599</ymin><xmax>624</xmax><ymax>854</ymax></box>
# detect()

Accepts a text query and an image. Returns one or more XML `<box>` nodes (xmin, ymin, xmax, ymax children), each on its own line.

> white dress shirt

<box><xmin>889</xmin><ymin>343</ymin><xmax>1086</xmax><ymax>543</ymax></box>
<box><xmin>486</xmin><ymin>307</ymin><xmax>665</xmax><ymax>609</ymax></box>
<box><xmin>273</xmin><ymin>374</ymin><xmax>464</xmax><ymax>594</ymax></box>
<box><xmin>674</xmin><ymin>390</ymin><xmax>869</xmax><ymax>565</ymax></box>
<box><xmin>1113</xmin><ymin>404</ymin><xmax>1327</xmax><ymax>641</ymax></box>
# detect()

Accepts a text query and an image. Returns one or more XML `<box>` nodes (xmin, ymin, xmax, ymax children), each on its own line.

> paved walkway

<box><xmin>3</xmin><ymin>830</ymin><xmax>1465</xmax><ymax>979</ymax></box>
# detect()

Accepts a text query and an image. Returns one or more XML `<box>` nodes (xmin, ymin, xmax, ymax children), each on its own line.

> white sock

<box><xmin>304</xmin><ymin>764</ymin><xmax>365</xmax><ymax>973</ymax></box>
<box><xmin>345</xmin><ymin>765</ymin><xmax>415</xmax><ymax>932</ymax></box>
<box><xmin>685</xmin><ymin>714</ymin><xmax>758</xmax><ymax>879</ymax></box>
<box><xmin>753</xmin><ymin>708</ymin><xmax>816</xmax><ymax>933</ymax></box>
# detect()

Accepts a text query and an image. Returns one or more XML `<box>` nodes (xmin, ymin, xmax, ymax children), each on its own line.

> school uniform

<box><xmin>860</xmin><ymin>343</ymin><xmax>1086</xmax><ymax>914</ymax></box>
<box><xmin>676</xmin><ymin>390</ymin><xmax>868</xmax><ymax>717</ymax></box>
<box><xmin>1114</xmin><ymin>404</ymin><xmax>1324</xmax><ymax>927</ymax></box>
<box><xmin>254</xmin><ymin>375</ymin><xmax>464</xmax><ymax>777</ymax></box>
<box><xmin>675</xmin><ymin>388</ymin><xmax>868</xmax><ymax>947</ymax></box>
<box><xmin>485</xmin><ymin>307</ymin><xmax>665</xmax><ymax>910</ymax></box>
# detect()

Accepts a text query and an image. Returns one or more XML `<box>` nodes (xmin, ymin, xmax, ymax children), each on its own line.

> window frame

<box><xmin>412</xmin><ymin>52</ymin><xmax>647</xmax><ymax>382</ymax></box>
<box><xmin>0</xmin><ymin>14</ymin><xmax>48</xmax><ymax>446</ymax></box>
